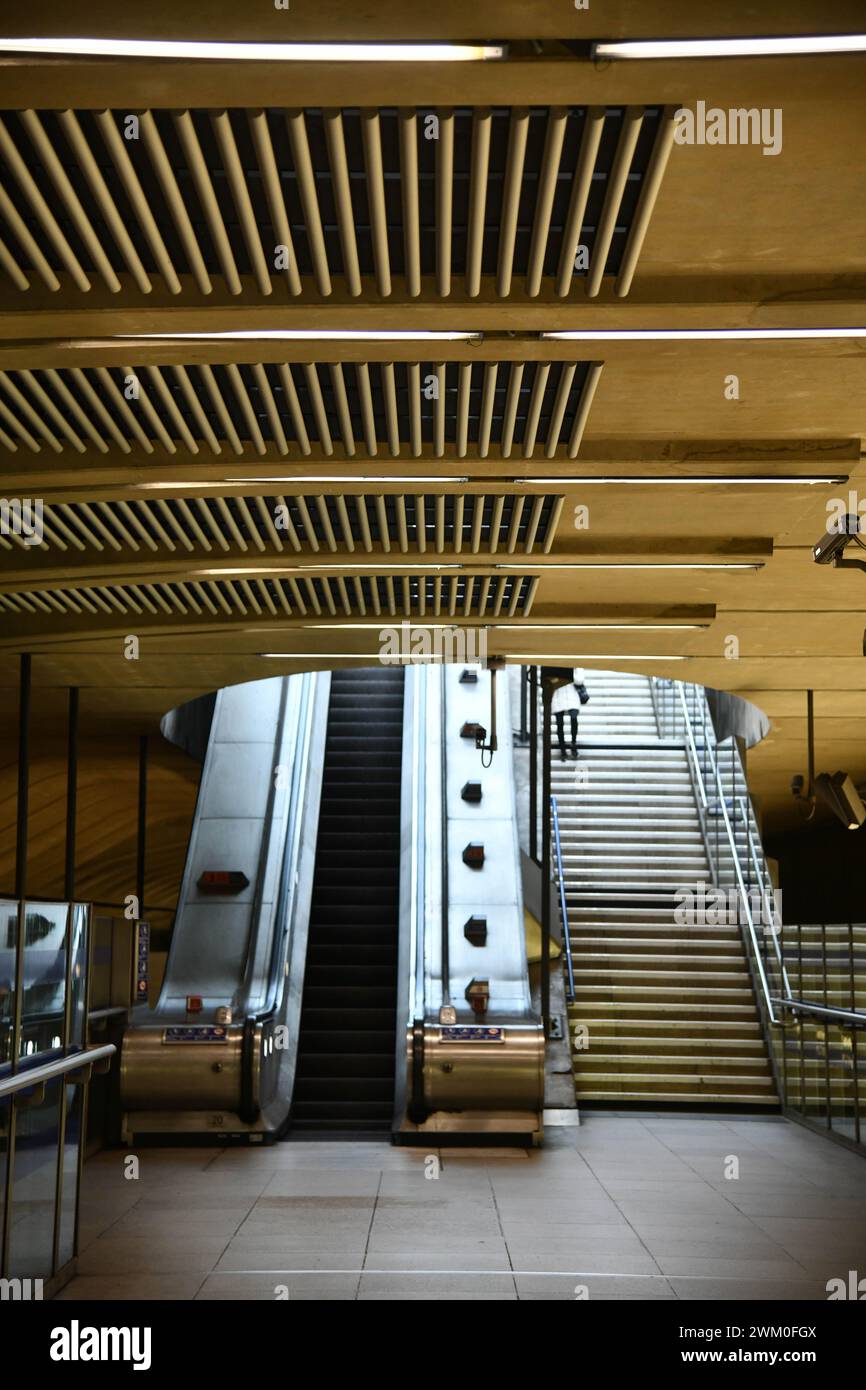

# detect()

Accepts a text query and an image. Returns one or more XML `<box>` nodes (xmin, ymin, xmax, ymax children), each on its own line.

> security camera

<box><xmin>813</xmin><ymin>515</ymin><xmax>860</xmax><ymax>564</ymax></box>
<box><xmin>815</xmin><ymin>771</ymin><xmax>866</xmax><ymax>830</ymax></box>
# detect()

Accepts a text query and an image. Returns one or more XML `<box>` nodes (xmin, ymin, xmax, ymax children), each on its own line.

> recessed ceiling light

<box><xmin>258</xmin><ymin>652</ymin><xmax>472</xmax><ymax>660</ymax></box>
<box><xmin>592</xmin><ymin>35</ymin><xmax>866</xmax><ymax>60</ymax></box>
<box><xmin>194</xmin><ymin>564</ymin><xmax>464</xmax><ymax>577</ymax></box>
<box><xmin>542</xmin><ymin>328</ymin><xmax>865</xmax><ymax>341</ymax></box>
<box><xmin>497</xmin><ymin>562</ymin><xmax>762</xmax><ymax>571</ymax></box>
<box><xmin>298</xmin><ymin>563</ymin><xmax>463</xmax><ymax>572</ymax></box>
<box><xmin>224</xmin><ymin>477</ymin><xmax>472</xmax><ymax>486</ymax></box>
<box><xmin>0</xmin><ymin>38</ymin><xmax>505</xmax><ymax>62</ymax></box>
<box><xmin>503</xmin><ymin>653</ymin><xmax>690</xmax><ymax>661</ymax></box>
<box><xmin>495</xmin><ymin>623</ymin><xmax>707</xmax><ymax>631</ymax></box>
<box><xmin>308</xmin><ymin>621</ymin><xmax>707</xmax><ymax>631</ymax></box>
<box><xmin>258</xmin><ymin>651</ymin><xmax>689</xmax><ymax>661</ymax></box>
<box><xmin>115</xmin><ymin>329</ymin><xmax>479</xmax><ymax>342</ymax></box>
<box><xmin>512</xmin><ymin>475</ymin><xmax>846</xmax><ymax>486</ymax></box>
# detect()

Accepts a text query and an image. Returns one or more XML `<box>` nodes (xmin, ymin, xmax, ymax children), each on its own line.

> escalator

<box><xmin>121</xmin><ymin>664</ymin><xmax>543</xmax><ymax>1144</ymax></box>
<box><xmin>290</xmin><ymin>668</ymin><xmax>405</xmax><ymax>1133</ymax></box>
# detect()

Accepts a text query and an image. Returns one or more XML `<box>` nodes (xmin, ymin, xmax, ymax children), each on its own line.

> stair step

<box><xmin>578</xmin><ymin>1055</ymin><xmax>771</xmax><ymax>1071</ymax></box>
<box><xmin>571</xmin><ymin>1018</ymin><xmax>764</xmax><ymax>1036</ymax></box>
<box><xmin>575</xmin><ymin>1089</ymin><xmax>776</xmax><ymax>1105</ymax></box>
<box><xmin>573</xmin><ymin>1070</ymin><xmax>775</xmax><ymax>1087</ymax></box>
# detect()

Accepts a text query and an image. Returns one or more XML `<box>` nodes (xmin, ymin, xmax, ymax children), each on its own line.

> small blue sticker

<box><xmin>439</xmin><ymin>1026</ymin><xmax>504</xmax><ymax>1043</ymax></box>
<box><xmin>163</xmin><ymin>1026</ymin><xmax>228</xmax><ymax>1044</ymax></box>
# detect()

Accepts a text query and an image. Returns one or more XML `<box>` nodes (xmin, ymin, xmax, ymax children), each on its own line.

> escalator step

<box><xmin>301</xmin><ymin>985</ymin><xmax>395</xmax><ymax>1006</ymax></box>
<box><xmin>299</xmin><ymin>1030</ymin><xmax>395</xmax><ymax>1053</ymax></box>
<box><xmin>293</xmin><ymin>1076</ymin><xmax>394</xmax><ymax>1100</ymax></box>
<box><xmin>299</xmin><ymin>1007</ymin><xmax>397</xmax><ymax>1030</ymax></box>
<box><xmin>291</xmin><ymin>1101</ymin><xmax>394</xmax><ymax>1120</ymax></box>
<box><xmin>307</xmin><ymin>946</ymin><xmax>398</xmax><ymax>968</ymax></box>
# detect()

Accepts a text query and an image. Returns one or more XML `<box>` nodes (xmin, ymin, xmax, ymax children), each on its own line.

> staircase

<box><xmin>290</xmin><ymin>668</ymin><xmax>404</xmax><ymax>1133</ymax></box>
<box><xmin>553</xmin><ymin>670</ymin><xmax>777</xmax><ymax>1107</ymax></box>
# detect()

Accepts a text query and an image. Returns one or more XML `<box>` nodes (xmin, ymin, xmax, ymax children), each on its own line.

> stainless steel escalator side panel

<box><xmin>257</xmin><ymin>672</ymin><xmax>331</xmax><ymax>1132</ymax></box>
<box><xmin>392</xmin><ymin>664</ymin><xmax>429</xmax><ymax>1132</ymax></box>
<box><xmin>397</xmin><ymin>665</ymin><xmax>545</xmax><ymax>1142</ymax></box>
<box><xmin>121</xmin><ymin>673</ymin><xmax>328</xmax><ymax>1136</ymax></box>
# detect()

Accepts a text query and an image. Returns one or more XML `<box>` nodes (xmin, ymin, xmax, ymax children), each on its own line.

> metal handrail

<box><xmin>0</xmin><ymin>1043</ymin><xmax>116</xmax><ymax>1099</ymax></box>
<box><xmin>675</xmin><ymin>683</ymin><xmax>709</xmax><ymax>811</ymax></box>
<box><xmin>771</xmin><ymin>997</ymin><xmax>866</xmax><ymax>1028</ymax></box>
<box><xmin>738</xmin><ymin>794</ymin><xmax>793</xmax><ymax>1000</ymax></box>
<box><xmin>673</xmin><ymin>682</ymin><xmax>778</xmax><ymax>1024</ymax></box>
<box><xmin>257</xmin><ymin>673</ymin><xmax>313</xmax><ymax>1021</ymax></box>
<box><xmin>550</xmin><ymin>795</ymin><xmax>575</xmax><ymax>1002</ymax></box>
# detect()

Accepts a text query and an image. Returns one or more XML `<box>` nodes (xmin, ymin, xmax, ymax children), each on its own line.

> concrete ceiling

<box><xmin>1</xmin><ymin>3</ymin><xmax>865</xmax><ymax>832</ymax></box>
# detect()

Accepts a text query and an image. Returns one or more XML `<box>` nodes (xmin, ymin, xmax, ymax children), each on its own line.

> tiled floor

<box><xmin>58</xmin><ymin>1114</ymin><xmax>866</xmax><ymax>1300</ymax></box>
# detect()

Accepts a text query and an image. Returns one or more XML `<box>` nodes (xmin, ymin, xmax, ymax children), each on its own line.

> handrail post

<box><xmin>529</xmin><ymin>664</ymin><xmax>539</xmax><ymax>864</ymax></box>
<box><xmin>540</xmin><ymin>674</ymin><xmax>553</xmax><ymax>1037</ymax></box>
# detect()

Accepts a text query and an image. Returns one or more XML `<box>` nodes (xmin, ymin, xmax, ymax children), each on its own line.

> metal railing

<box><xmin>652</xmin><ymin>678</ymin><xmax>782</xmax><ymax>1028</ymax></box>
<box><xmin>0</xmin><ymin>1044</ymin><xmax>116</xmax><ymax>1100</ymax></box>
<box><xmin>651</xmin><ymin>678</ymin><xmax>866</xmax><ymax>1154</ymax></box>
<box><xmin>770</xmin><ymin>922</ymin><xmax>865</xmax><ymax>1152</ymax></box>
<box><xmin>550</xmin><ymin>795</ymin><xmax>575</xmax><ymax>1003</ymax></box>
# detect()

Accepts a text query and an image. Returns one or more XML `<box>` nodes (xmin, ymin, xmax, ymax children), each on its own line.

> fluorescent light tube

<box><xmin>0</xmin><ymin>38</ymin><xmax>505</xmax><ymax>62</ymax></box>
<box><xmin>542</xmin><ymin>328</ymin><xmax>866</xmax><ymax>341</ymax></box>
<box><xmin>503</xmin><ymin>653</ymin><xmax>689</xmax><ymax>661</ymax></box>
<box><xmin>309</xmin><ymin>621</ymin><xmax>706</xmax><ymax>631</ymax></box>
<box><xmin>258</xmin><ymin>652</ymin><xmax>476</xmax><ymax>660</ymax></box>
<box><xmin>224</xmin><ymin>477</ymin><xmax>472</xmax><ymax>485</ymax></box>
<box><xmin>592</xmin><ymin>35</ymin><xmax>866</xmax><ymax>60</ymax></box>
<box><xmin>116</xmin><ymin>330</ymin><xmax>479</xmax><ymax>342</ymax></box>
<box><xmin>512</xmin><ymin>475</ymin><xmax>845</xmax><ymax>486</ymax></box>
<box><xmin>497</xmin><ymin>562</ymin><xmax>762</xmax><ymax>571</ymax></box>
<box><xmin>258</xmin><ymin>651</ymin><xmax>689</xmax><ymax>661</ymax></box>
<box><xmin>196</xmin><ymin>564</ymin><xmax>463</xmax><ymax>576</ymax></box>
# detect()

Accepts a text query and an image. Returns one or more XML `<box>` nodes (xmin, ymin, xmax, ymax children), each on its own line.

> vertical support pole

<box><xmin>779</xmin><ymin>921</ymin><xmax>788</xmax><ymax>1108</ymax></box>
<box><xmin>518</xmin><ymin>665</ymin><xmax>528</xmax><ymax>742</ymax></box>
<box><xmin>822</xmin><ymin>920</ymin><xmax>831</xmax><ymax>1131</ymax></box>
<box><xmin>806</xmin><ymin>689</ymin><xmax>815</xmax><ymax>795</ymax></box>
<box><xmin>4</xmin><ymin>654</ymin><xmax>30</xmax><ymax>1275</ymax></box>
<box><xmin>849</xmin><ymin>922</ymin><xmax>860</xmax><ymax>1146</ymax></box>
<box><xmin>57</xmin><ymin>685</ymin><xmax>81</xmax><ymax>1267</ymax></box>
<box><xmin>541</xmin><ymin>676</ymin><xmax>553</xmax><ymax>1039</ymax></box>
<box><xmin>12</xmin><ymin>654</ymin><xmax>31</xmax><ymax>1070</ymax></box>
<box><xmin>136</xmin><ymin>735</ymin><xmax>148</xmax><ymax>919</ymax></box>
<box><xmin>73</xmin><ymin>905</ymin><xmax>93</xmax><ymax>1257</ymax></box>
<box><xmin>529</xmin><ymin>665</ymin><xmax>538</xmax><ymax>864</ymax></box>
<box><xmin>15</xmin><ymin>653</ymin><xmax>31</xmax><ymax>900</ymax></box>
<box><xmin>52</xmin><ymin>901</ymin><xmax>73</xmax><ymax>1278</ymax></box>
<box><xmin>64</xmin><ymin>688</ymin><xmax>79</xmax><ymax>902</ymax></box>
<box><xmin>797</xmin><ymin>923</ymin><xmax>806</xmax><ymax>1114</ymax></box>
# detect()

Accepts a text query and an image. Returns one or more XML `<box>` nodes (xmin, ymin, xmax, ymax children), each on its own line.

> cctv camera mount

<box><xmin>813</xmin><ymin>514</ymin><xmax>866</xmax><ymax>572</ymax></box>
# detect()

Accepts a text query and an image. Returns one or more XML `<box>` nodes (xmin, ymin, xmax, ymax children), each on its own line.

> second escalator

<box><xmin>289</xmin><ymin>667</ymin><xmax>405</xmax><ymax>1133</ymax></box>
